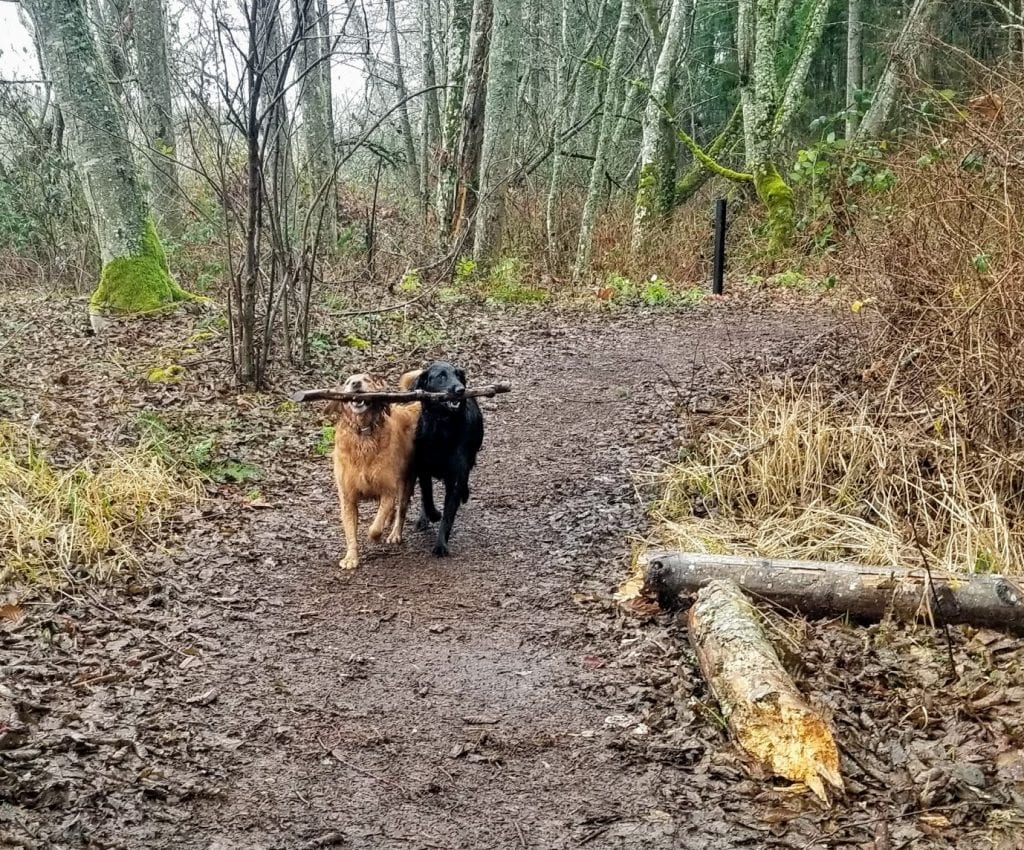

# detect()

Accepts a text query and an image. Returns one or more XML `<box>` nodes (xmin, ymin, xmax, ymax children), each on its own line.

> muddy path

<box><xmin>7</xmin><ymin>299</ymin><xmax>1021</xmax><ymax>850</ymax></box>
<box><xmin>159</xmin><ymin>307</ymin><xmax>827</xmax><ymax>850</ymax></box>
<box><xmin>1</xmin><ymin>301</ymin><xmax>822</xmax><ymax>849</ymax></box>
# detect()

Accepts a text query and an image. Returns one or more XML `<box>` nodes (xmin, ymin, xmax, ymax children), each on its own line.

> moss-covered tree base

<box><xmin>89</xmin><ymin>216</ymin><xmax>191</xmax><ymax>316</ymax></box>
<box><xmin>753</xmin><ymin>163</ymin><xmax>795</xmax><ymax>254</ymax></box>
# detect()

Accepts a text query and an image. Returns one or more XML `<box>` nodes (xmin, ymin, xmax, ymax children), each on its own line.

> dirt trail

<box><xmin>8</xmin><ymin>300</ymin><xmax>1024</xmax><ymax>850</ymax></box>
<box><xmin>152</xmin><ymin>307</ymin><xmax>820</xmax><ymax>850</ymax></box>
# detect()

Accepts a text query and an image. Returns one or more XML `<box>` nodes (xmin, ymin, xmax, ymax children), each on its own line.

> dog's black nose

<box><xmin>452</xmin><ymin>385</ymin><xmax>465</xmax><ymax>397</ymax></box>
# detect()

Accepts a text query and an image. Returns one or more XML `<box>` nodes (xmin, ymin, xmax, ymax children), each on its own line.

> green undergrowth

<box><xmin>136</xmin><ymin>412</ymin><xmax>262</xmax><ymax>485</ymax></box>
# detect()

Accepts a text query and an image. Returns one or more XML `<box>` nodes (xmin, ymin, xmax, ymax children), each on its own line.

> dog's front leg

<box><xmin>433</xmin><ymin>479</ymin><xmax>462</xmax><ymax>557</ymax></box>
<box><xmin>339</xmin><ymin>495</ymin><xmax>360</xmax><ymax>570</ymax></box>
<box><xmin>368</xmin><ymin>494</ymin><xmax>395</xmax><ymax>541</ymax></box>
<box><xmin>416</xmin><ymin>472</ymin><xmax>441</xmax><ymax>530</ymax></box>
<box><xmin>387</xmin><ymin>476</ymin><xmax>414</xmax><ymax>544</ymax></box>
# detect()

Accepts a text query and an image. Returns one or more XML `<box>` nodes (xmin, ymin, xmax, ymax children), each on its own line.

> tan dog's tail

<box><xmin>399</xmin><ymin>369</ymin><xmax>423</xmax><ymax>391</ymax></box>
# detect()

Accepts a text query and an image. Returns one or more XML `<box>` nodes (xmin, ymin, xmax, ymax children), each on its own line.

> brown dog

<box><xmin>329</xmin><ymin>373</ymin><xmax>420</xmax><ymax>570</ymax></box>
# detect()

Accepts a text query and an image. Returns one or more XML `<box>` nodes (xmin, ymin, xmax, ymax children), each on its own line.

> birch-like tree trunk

<box><xmin>471</xmin><ymin>0</ymin><xmax>522</xmax><ymax>265</ymax></box>
<box><xmin>418</xmin><ymin>2</ymin><xmax>440</xmax><ymax>210</ymax></box>
<box><xmin>450</xmin><ymin>0</ymin><xmax>492</xmax><ymax>243</ymax></box>
<box><xmin>771</xmin><ymin>0</ymin><xmax>830</xmax><ymax>138</ymax></box>
<box><xmin>857</xmin><ymin>0</ymin><xmax>939</xmax><ymax>140</ymax></box>
<box><xmin>544</xmin><ymin>0</ymin><xmax>570</xmax><ymax>266</ymax></box>
<box><xmin>385</xmin><ymin>0</ymin><xmax>421</xmax><ymax>197</ymax></box>
<box><xmin>737</xmin><ymin>0</ymin><xmax>830</xmax><ymax>252</ymax></box>
<box><xmin>434</xmin><ymin>0</ymin><xmax>472</xmax><ymax>243</ymax></box>
<box><xmin>845</xmin><ymin>0</ymin><xmax>862</xmax><ymax>138</ymax></box>
<box><xmin>23</xmin><ymin>0</ymin><xmax>186</xmax><ymax>322</ymax></box>
<box><xmin>573</xmin><ymin>0</ymin><xmax>636</xmax><ymax>281</ymax></box>
<box><xmin>293</xmin><ymin>0</ymin><xmax>336</xmax><ymax>247</ymax></box>
<box><xmin>632</xmin><ymin>0</ymin><xmax>690</xmax><ymax>252</ymax></box>
<box><xmin>259</xmin><ymin>0</ymin><xmax>295</xmax><ymax>247</ymax></box>
<box><xmin>133</xmin><ymin>0</ymin><xmax>181</xmax><ymax>235</ymax></box>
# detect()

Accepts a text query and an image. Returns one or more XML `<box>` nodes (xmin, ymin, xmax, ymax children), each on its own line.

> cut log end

<box><xmin>734</xmin><ymin>700</ymin><xmax>843</xmax><ymax>802</ymax></box>
<box><xmin>688</xmin><ymin>579</ymin><xmax>843</xmax><ymax>803</ymax></box>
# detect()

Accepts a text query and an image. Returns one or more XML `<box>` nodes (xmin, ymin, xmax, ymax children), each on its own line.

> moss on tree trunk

<box><xmin>753</xmin><ymin>163</ymin><xmax>794</xmax><ymax>253</ymax></box>
<box><xmin>90</xmin><ymin>217</ymin><xmax>189</xmax><ymax>314</ymax></box>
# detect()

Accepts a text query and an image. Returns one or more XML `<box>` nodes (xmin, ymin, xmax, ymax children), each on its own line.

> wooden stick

<box><xmin>289</xmin><ymin>382</ymin><xmax>512</xmax><ymax>404</ymax></box>
<box><xmin>688</xmin><ymin>580</ymin><xmax>843</xmax><ymax>802</ymax></box>
<box><xmin>644</xmin><ymin>550</ymin><xmax>1024</xmax><ymax>635</ymax></box>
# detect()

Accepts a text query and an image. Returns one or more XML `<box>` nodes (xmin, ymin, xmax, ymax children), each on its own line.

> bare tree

<box><xmin>385</xmin><ymin>0</ymin><xmax>421</xmax><ymax>197</ymax></box>
<box><xmin>472</xmin><ymin>0</ymin><xmax>522</xmax><ymax>265</ymax></box>
<box><xmin>573</xmin><ymin>0</ymin><xmax>636</xmax><ymax>281</ymax></box>
<box><xmin>632</xmin><ymin>0</ymin><xmax>691</xmax><ymax>252</ymax></box>
<box><xmin>293</xmin><ymin>0</ymin><xmax>336</xmax><ymax>248</ymax></box>
<box><xmin>857</xmin><ymin>0</ymin><xmax>940</xmax><ymax>140</ymax></box>
<box><xmin>133</xmin><ymin>0</ymin><xmax>181</xmax><ymax>235</ymax></box>
<box><xmin>435</xmin><ymin>0</ymin><xmax>472</xmax><ymax>243</ymax></box>
<box><xmin>845</xmin><ymin>0</ymin><xmax>862</xmax><ymax>138</ymax></box>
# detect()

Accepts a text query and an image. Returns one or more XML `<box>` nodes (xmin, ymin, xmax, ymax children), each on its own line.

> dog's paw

<box><xmin>367</xmin><ymin>524</ymin><xmax>385</xmax><ymax>541</ymax></box>
<box><xmin>339</xmin><ymin>554</ymin><xmax>359</xmax><ymax>570</ymax></box>
<box><xmin>386</xmin><ymin>529</ymin><xmax>403</xmax><ymax>545</ymax></box>
<box><xmin>415</xmin><ymin>514</ymin><xmax>433</xmax><ymax>531</ymax></box>
<box><xmin>431</xmin><ymin>541</ymin><xmax>450</xmax><ymax>557</ymax></box>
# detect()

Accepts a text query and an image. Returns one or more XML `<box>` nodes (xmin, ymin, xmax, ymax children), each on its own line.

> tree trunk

<box><xmin>385</xmin><ymin>0</ymin><xmax>421</xmax><ymax>197</ymax></box>
<box><xmin>632</xmin><ymin>0</ymin><xmax>691</xmax><ymax>252</ymax></box>
<box><xmin>293</xmin><ymin>0</ymin><xmax>336</xmax><ymax>247</ymax></box>
<box><xmin>738</xmin><ymin>0</ymin><xmax>792</xmax><ymax>252</ymax></box>
<box><xmin>644</xmin><ymin>551</ymin><xmax>1024</xmax><ymax>636</ymax></box>
<box><xmin>23</xmin><ymin>0</ymin><xmax>186</xmax><ymax>322</ymax></box>
<box><xmin>133</xmin><ymin>0</ymin><xmax>181</xmax><ymax>236</ymax></box>
<box><xmin>687</xmin><ymin>580</ymin><xmax>844</xmax><ymax>803</ymax></box>
<box><xmin>857</xmin><ymin>0</ymin><xmax>940</xmax><ymax>140</ymax></box>
<box><xmin>573</xmin><ymin>0</ymin><xmax>636</xmax><ymax>282</ymax></box>
<box><xmin>845</xmin><ymin>0</ymin><xmax>862</xmax><ymax>138</ymax></box>
<box><xmin>450</xmin><ymin>0</ymin><xmax>492</xmax><ymax>245</ymax></box>
<box><xmin>471</xmin><ymin>0</ymin><xmax>522</xmax><ymax>265</ymax></box>
<box><xmin>544</xmin><ymin>0</ymin><xmax>570</xmax><ymax>267</ymax></box>
<box><xmin>90</xmin><ymin>0</ymin><xmax>130</xmax><ymax>101</ymax></box>
<box><xmin>771</xmin><ymin>0</ymin><xmax>830</xmax><ymax>139</ymax></box>
<box><xmin>435</xmin><ymin>0</ymin><xmax>472</xmax><ymax>244</ymax></box>
<box><xmin>418</xmin><ymin>2</ymin><xmax>441</xmax><ymax>212</ymax></box>
<box><xmin>259</xmin><ymin>0</ymin><xmax>295</xmax><ymax>249</ymax></box>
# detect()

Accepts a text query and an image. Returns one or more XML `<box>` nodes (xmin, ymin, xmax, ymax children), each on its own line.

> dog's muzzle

<box><xmin>349</xmin><ymin>399</ymin><xmax>369</xmax><ymax>413</ymax></box>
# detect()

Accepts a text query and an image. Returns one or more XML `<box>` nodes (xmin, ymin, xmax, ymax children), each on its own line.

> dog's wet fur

<box><xmin>400</xmin><ymin>361</ymin><xmax>484</xmax><ymax>557</ymax></box>
<box><xmin>329</xmin><ymin>373</ymin><xmax>420</xmax><ymax>570</ymax></box>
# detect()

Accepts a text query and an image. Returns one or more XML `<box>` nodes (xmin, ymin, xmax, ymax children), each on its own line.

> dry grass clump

<box><xmin>0</xmin><ymin>421</ymin><xmax>199</xmax><ymax>587</ymax></box>
<box><xmin>653</xmin><ymin>77</ymin><xmax>1024</xmax><ymax>577</ymax></box>
<box><xmin>654</xmin><ymin>380</ymin><xmax>1024</xmax><ymax>575</ymax></box>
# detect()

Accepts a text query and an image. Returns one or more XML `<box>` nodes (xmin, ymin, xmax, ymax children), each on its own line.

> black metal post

<box><xmin>712</xmin><ymin>198</ymin><xmax>727</xmax><ymax>295</ymax></box>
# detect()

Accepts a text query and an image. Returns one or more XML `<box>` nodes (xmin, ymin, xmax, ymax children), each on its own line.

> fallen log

<box><xmin>688</xmin><ymin>579</ymin><xmax>843</xmax><ymax>802</ymax></box>
<box><xmin>290</xmin><ymin>382</ymin><xmax>512</xmax><ymax>404</ymax></box>
<box><xmin>644</xmin><ymin>551</ymin><xmax>1024</xmax><ymax>636</ymax></box>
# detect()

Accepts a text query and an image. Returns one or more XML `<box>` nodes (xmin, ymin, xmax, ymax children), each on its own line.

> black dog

<box><xmin>409</xmin><ymin>361</ymin><xmax>484</xmax><ymax>556</ymax></box>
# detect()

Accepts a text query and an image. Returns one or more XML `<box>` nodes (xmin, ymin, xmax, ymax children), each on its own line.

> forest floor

<box><xmin>2</xmin><ymin>289</ymin><xmax>1023</xmax><ymax>850</ymax></box>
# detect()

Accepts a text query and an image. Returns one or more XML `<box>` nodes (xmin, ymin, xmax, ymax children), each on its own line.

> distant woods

<box><xmin>1</xmin><ymin>0</ymin><xmax>1019</xmax><ymax>383</ymax></box>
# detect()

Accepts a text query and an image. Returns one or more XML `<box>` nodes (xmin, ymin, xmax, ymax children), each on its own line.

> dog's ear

<box><xmin>414</xmin><ymin>369</ymin><xmax>430</xmax><ymax>390</ymax></box>
<box><xmin>455</xmin><ymin>367</ymin><xmax>467</xmax><ymax>385</ymax></box>
<box><xmin>399</xmin><ymin>369</ymin><xmax>423</xmax><ymax>391</ymax></box>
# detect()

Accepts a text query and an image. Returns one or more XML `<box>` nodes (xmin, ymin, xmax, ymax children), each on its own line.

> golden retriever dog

<box><xmin>329</xmin><ymin>372</ymin><xmax>421</xmax><ymax>570</ymax></box>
